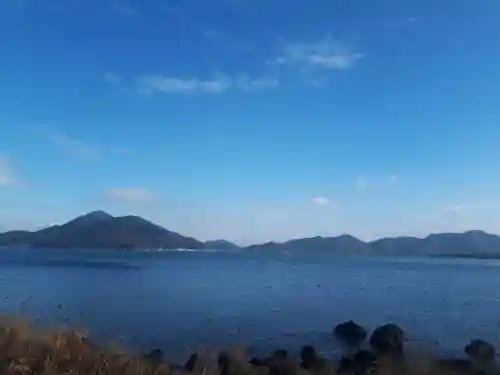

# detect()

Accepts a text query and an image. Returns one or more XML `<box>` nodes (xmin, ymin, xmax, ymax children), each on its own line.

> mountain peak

<box><xmin>84</xmin><ymin>210</ymin><xmax>114</xmax><ymax>220</ymax></box>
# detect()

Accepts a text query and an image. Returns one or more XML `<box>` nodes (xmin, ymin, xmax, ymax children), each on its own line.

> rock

<box><xmin>300</xmin><ymin>346</ymin><xmax>317</xmax><ymax>369</ymax></box>
<box><xmin>369</xmin><ymin>324</ymin><xmax>405</xmax><ymax>357</ymax></box>
<box><xmin>219</xmin><ymin>347</ymin><xmax>252</xmax><ymax>375</ymax></box>
<box><xmin>268</xmin><ymin>350</ymin><xmax>296</xmax><ymax>375</ymax></box>
<box><xmin>218</xmin><ymin>352</ymin><xmax>230</xmax><ymax>375</ymax></box>
<box><xmin>300</xmin><ymin>345</ymin><xmax>327</xmax><ymax>371</ymax></box>
<box><xmin>338</xmin><ymin>356</ymin><xmax>355</xmax><ymax>375</ymax></box>
<box><xmin>193</xmin><ymin>348</ymin><xmax>219</xmax><ymax>375</ymax></box>
<box><xmin>250</xmin><ymin>357</ymin><xmax>266</xmax><ymax>366</ymax></box>
<box><xmin>185</xmin><ymin>353</ymin><xmax>198</xmax><ymax>371</ymax></box>
<box><xmin>465</xmin><ymin>339</ymin><xmax>496</xmax><ymax>363</ymax></box>
<box><xmin>145</xmin><ymin>348</ymin><xmax>164</xmax><ymax>364</ymax></box>
<box><xmin>334</xmin><ymin>321</ymin><xmax>368</xmax><ymax>348</ymax></box>
<box><xmin>337</xmin><ymin>350</ymin><xmax>375</xmax><ymax>375</ymax></box>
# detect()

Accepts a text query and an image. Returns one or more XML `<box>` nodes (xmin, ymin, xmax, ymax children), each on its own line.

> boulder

<box><xmin>369</xmin><ymin>324</ymin><xmax>405</xmax><ymax>357</ymax></box>
<box><xmin>334</xmin><ymin>321</ymin><xmax>368</xmax><ymax>348</ymax></box>
<box><xmin>300</xmin><ymin>345</ymin><xmax>327</xmax><ymax>371</ymax></box>
<box><xmin>144</xmin><ymin>348</ymin><xmax>164</xmax><ymax>364</ymax></box>
<box><xmin>267</xmin><ymin>350</ymin><xmax>297</xmax><ymax>375</ymax></box>
<box><xmin>465</xmin><ymin>339</ymin><xmax>496</xmax><ymax>363</ymax></box>
<box><xmin>337</xmin><ymin>350</ymin><xmax>375</xmax><ymax>375</ymax></box>
<box><xmin>185</xmin><ymin>353</ymin><xmax>198</xmax><ymax>371</ymax></box>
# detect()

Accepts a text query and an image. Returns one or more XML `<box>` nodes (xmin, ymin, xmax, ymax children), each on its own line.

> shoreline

<box><xmin>1</xmin><ymin>318</ymin><xmax>497</xmax><ymax>375</ymax></box>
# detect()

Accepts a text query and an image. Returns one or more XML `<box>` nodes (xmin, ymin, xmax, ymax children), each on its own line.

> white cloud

<box><xmin>235</xmin><ymin>76</ymin><xmax>279</xmax><ymax>92</ymax></box>
<box><xmin>311</xmin><ymin>196</ymin><xmax>338</xmax><ymax>208</ymax></box>
<box><xmin>46</xmin><ymin>131</ymin><xmax>101</xmax><ymax>160</ymax></box>
<box><xmin>0</xmin><ymin>154</ymin><xmax>18</xmax><ymax>186</ymax></box>
<box><xmin>105</xmin><ymin>188</ymin><xmax>154</xmax><ymax>202</ymax></box>
<box><xmin>138</xmin><ymin>75</ymin><xmax>230</xmax><ymax>94</ymax></box>
<box><xmin>112</xmin><ymin>0</ymin><xmax>138</xmax><ymax>17</ymax></box>
<box><xmin>448</xmin><ymin>204</ymin><xmax>465</xmax><ymax>213</ymax></box>
<box><xmin>355</xmin><ymin>177</ymin><xmax>369</xmax><ymax>190</ymax></box>
<box><xmin>272</xmin><ymin>37</ymin><xmax>364</xmax><ymax>70</ymax></box>
<box><xmin>446</xmin><ymin>201</ymin><xmax>500</xmax><ymax>214</ymax></box>
<box><xmin>388</xmin><ymin>173</ymin><xmax>399</xmax><ymax>184</ymax></box>
<box><xmin>204</xmin><ymin>29</ymin><xmax>225</xmax><ymax>42</ymax></box>
<box><xmin>137</xmin><ymin>74</ymin><xmax>278</xmax><ymax>94</ymax></box>
<box><xmin>42</xmin><ymin>129</ymin><xmax>135</xmax><ymax>160</ymax></box>
<box><xmin>104</xmin><ymin>72</ymin><xmax>123</xmax><ymax>84</ymax></box>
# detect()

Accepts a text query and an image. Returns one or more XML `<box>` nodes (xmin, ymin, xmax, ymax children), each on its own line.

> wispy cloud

<box><xmin>46</xmin><ymin>130</ymin><xmax>101</xmax><ymax>160</ymax></box>
<box><xmin>384</xmin><ymin>16</ymin><xmax>419</xmax><ymax>30</ymax></box>
<box><xmin>355</xmin><ymin>177</ymin><xmax>369</xmax><ymax>190</ymax></box>
<box><xmin>42</xmin><ymin>129</ymin><xmax>134</xmax><ymax>160</ymax></box>
<box><xmin>311</xmin><ymin>196</ymin><xmax>338</xmax><ymax>208</ymax></box>
<box><xmin>204</xmin><ymin>29</ymin><xmax>226</xmax><ymax>42</ymax></box>
<box><xmin>388</xmin><ymin>173</ymin><xmax>399</xmax><ymax>184</ymax></box>
<box><xmin>105</xmin><ymin>187</ymin><xmax>154</xmax><ymax>202</ymax></box>
<box><xmin>446</xmin><ymin>201</ymin><xmax>500</xmax><ymax>214</ymax></box>
<box><xmin>136</xmin><ymin>74</ymin><xmax>278</xmax><ymax>95</ymax></box>
<box><xmin>104</xmin><ymin>72</ymin><xmax>123</xmax><ymax>84</ymax></box>
<box><xmin>270</xmin><ymin>37</ymin><xmax>364</xmax><ymax>71</ymax></box>
<box><xmin>0</xmin><ymin>154</ymin><xmax>19</xmax><ymax>186</ymax></box>
<box><xmin>235</xmin><ymin>76</ymin><xmax>278</xmax><ymax>92</ymax></box>
<box><xmin>112</xmin><ymin>0</ymin><xmax>138</xmax><ymax>17</ymax></box>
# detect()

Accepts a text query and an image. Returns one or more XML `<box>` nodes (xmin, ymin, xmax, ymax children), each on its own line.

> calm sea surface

<box><xmin>1</xmin><ymin>248</ymin><xmax>500</xmax><ymax>361</ymax></box>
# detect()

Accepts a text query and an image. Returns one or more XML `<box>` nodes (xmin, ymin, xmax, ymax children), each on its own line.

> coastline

<box><xmin>1</xmin><ymin>318</ymin><xmax>497</xmax><ymax>375</ymax></box>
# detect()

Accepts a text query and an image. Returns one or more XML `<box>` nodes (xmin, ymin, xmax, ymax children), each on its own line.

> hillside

<box><xmin>245</xmin><ymin>231</ymin><xmax>500</xmax><ymax>257</ymax></box>
<box><xmin>204</xmin><ymin>239</ymin><xmax>240</xmax><ymax>250</ymax></box>
<box><xmin>0</xmin><ymin>211</ymin><xmax>204</xmax><ymax>250</ymax></box>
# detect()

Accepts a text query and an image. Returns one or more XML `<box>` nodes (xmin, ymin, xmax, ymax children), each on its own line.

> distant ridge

<box><xmin>1</xmin><ymin>212</ymin><xmax>500</xmax><ymax>256</ymax></box>
<box><xmin>244</xmin><ymin>230</ymin><xmax>500</xmax><ymax>257</ymax></box>
<box><xmin>0</xmin><ymin>211</ymin><xmax>204</xmax><ymax>251</ymax></box>
<box><xmin>204</xmin><ymin>240</ymin><xmax>240</xmax><ymax>250</ymax></box>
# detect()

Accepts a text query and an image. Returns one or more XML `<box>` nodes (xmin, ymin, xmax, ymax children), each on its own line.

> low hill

<box><xmin>0</xmin><ymin>211</ymin><xmax>204</xmax><ymax>251</ymax></box>
<box><xmin>204</xmin><ymin>240</ymin><xmax>240</xmax><ymax>250</ymax></box>
<box><xmin>245</xmin><ymin>231</ymin><xmax>500</xmax><ymax>257</ymax></box>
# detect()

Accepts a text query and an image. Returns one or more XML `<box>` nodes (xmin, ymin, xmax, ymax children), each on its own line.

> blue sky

<box><xmin>1</xmin><ymin>0</ymin><xmax>500</xmax><ymax>244</ymax></box>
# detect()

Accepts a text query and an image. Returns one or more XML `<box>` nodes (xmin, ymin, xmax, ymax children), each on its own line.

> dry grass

<box><xmin>0</xmin><ymin>318</ymin><xmax>494</xmax><ymax>375</ymax></box>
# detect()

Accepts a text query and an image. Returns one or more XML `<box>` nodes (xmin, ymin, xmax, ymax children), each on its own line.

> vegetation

<box><xmin>0</xmin><ymin>317</ymin><xmax>497</xmax><ymax>375</ymax></box>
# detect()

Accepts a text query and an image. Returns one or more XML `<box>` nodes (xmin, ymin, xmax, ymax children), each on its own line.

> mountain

<box><xmin>2</xmin><ymin>212</ymin><xmax>500</xmax><ymax>256</ymax></box>
<box><xmin>0</xmin><ymin>211</ymin><xmax>204</xmax><ymax>250</ymax></box>
<box><xmin>245</xmin><ymin>231</ymin><xmax>500</xmax><ymax>257</ymax></box>
<box><xmin>245</xmin><ymin>235</ymin><xmax>371</xmax><ymax>254</ymax></box>
<box><xmin>204</xmin><ymin>240</ymin><xmax>240</xmax><ymax>250</ymax></box>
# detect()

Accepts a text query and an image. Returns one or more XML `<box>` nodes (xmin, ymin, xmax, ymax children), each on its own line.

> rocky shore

<box><xmin>1</xmin><ymin>318</ymin><xmax>498</xmax><ymax>375</ymax></box>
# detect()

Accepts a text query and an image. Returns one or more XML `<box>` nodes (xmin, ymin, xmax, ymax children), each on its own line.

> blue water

<box><xmin>1</xmin><ymin>248</ymin><xmax>500</xmax><ymax>362</ymax></box>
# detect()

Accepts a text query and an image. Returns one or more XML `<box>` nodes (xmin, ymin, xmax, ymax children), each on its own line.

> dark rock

<box><xmin>218</xmin><ymin>352</ymin><xmax>230</xmax><ymax>375</ymax></box>
<box><xmin>268</xmin><ymin>350</ymin><xmax>295</xmax><ymax>375</ymax></box>
<box><xmin>300</xmin><ymin>346</ymin><xmax>317</xmax><ymax>369</ymax></box>
<box><xmin>338</xmin><ymin>350</ymin><xmax>375</xmax><ymax>375</ymax></box>
<box><xmin>250</xmin><ymin>357</ymin><xmax>265</xmax><ymax>366</ymax></box>
<box><xmin>145</xmin><ymin>349</ymin><xmax>164</xmax><ymax>364</ymax></box>
<box><xmin>369</xmin><ymin>324</ymin><xmax>405</xmax><ymax>357</ymax></box>
<box><xmin>185</xmin><ymin>353</ymin><xmax>198</xmax><ymax>371</ymax></box>
<box><xmin>300</xmin><ymin>345</ymin><xmax>327</xmax><ymax>372</ymax></box>
<box><xmin>465</xmin><ymin>339</ymin><xmax>496</xmax><ymax>363</ymax></box>
<box><xmin>334</xmin><ymin>321</ymin><xmax>368</xmax><ymax>348</ymax></box>
<box><xmin>338</xmin><ymin>356</ymin><xmax>355</xmax><ymax>375</ymax></box>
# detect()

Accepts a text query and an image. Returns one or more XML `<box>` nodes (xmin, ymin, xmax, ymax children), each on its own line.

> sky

<box><xmin>1</xmin><ymin>0</ymin><xmax>500</xmax><ymax>245</ymax></box>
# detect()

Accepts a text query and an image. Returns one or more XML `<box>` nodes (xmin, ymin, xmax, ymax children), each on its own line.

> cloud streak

<box><xmin>0</xmin><ymin>154</ymin><xmax>19</xmax><ymax>186</ymax></box>
<box><xmin>311</xmin><ymin>196</ymin><xmax>338</xmax><ymax>208</ymax></box>
<box><xmin>271</xmin><ymin>37</ymin><xmax>364</xmax><ymax>70</ymax></box>
<box><xmin>43</xmin><ymin>129</ymin><xmax>135</xmax><ymax>161</ymax></box>
<box><xmin>46</xmin><ymin>131</ymin><xmax>101</xmax><ymax>160</ymax></box>
<box><xmin>105</xmin><ymin>187</ymin><xmax>154</xmax><ymax>202</ymax></box>
<box><xmin>136</xmin><ymin>74</ymin><xmax>278</xmax><ymax>95</ymax></box>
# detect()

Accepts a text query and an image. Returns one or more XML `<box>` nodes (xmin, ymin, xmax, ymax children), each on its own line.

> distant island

<box><xmin>1</xmin><ymin>211</ymin><xmax>500</xmax><ymax>257</ymax></box>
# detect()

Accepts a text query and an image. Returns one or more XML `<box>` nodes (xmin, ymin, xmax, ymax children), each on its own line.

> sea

<box><xmin>1</xmin><ymin>247</ymin><xmax>500</xmax><ymax>362</ymax></box>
